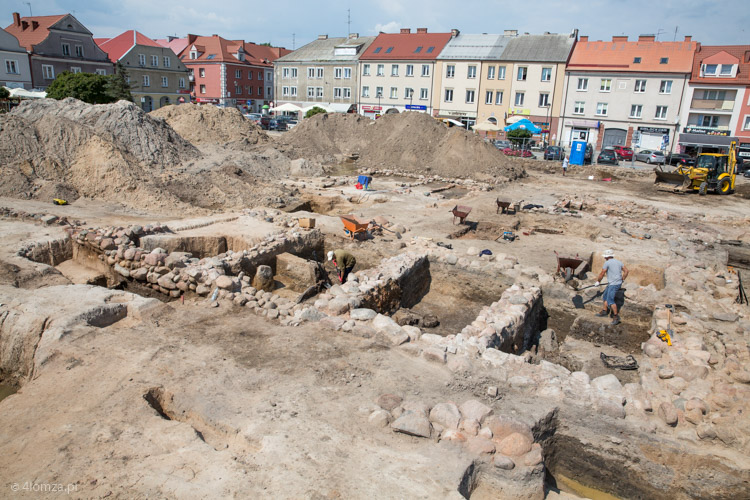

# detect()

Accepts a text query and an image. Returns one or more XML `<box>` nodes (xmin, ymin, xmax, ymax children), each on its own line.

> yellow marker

<box><xmin>658</xmin><ymin>330</ymin><xmax>672</xmax><ymax>346</ymax></box>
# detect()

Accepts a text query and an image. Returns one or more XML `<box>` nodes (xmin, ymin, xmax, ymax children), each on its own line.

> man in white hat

<box><xmin>328</xmin><ymin>249</ymin><xmax>356</xmax><ymax>284</ymax></box>
<box><xmin>594</xmin><ymin>249</ymin><xmax>629</xmax><ymax>325</ymax></box>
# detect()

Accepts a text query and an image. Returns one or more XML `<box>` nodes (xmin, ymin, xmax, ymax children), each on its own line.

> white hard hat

<box><xmin>327</xmin><ymin>251</ymin><xmax>334</xmax><ymax>261</ymax></box>
<box><xmin>603</xmin><ymin>249</ymin><xmax>615</xmax><ymax>258</ymax></box>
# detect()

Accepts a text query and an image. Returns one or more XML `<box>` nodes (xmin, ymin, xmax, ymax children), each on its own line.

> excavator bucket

<box><xmin>654</xmin><ymin>167</ymin><xmax>692</xmax><ymax>193</ymax></box>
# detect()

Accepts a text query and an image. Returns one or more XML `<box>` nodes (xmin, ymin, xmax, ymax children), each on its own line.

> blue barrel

<box><xmin>570</xmin><ymin>140</ymin><xmax>586</xmax><ymax>165</ymax></box>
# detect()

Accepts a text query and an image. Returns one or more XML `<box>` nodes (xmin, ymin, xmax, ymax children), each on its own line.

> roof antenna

<box><xmin>24</xmin><ymin>2</ymin><xmax>32</xmax><ymax>16</ymax></box>
<box><xmin>292</xmin><ymin>33</ymin><xmax>296</xmax><ymax>50</ymax></box>
<box><xmin>347</xmin><ymin>8</ymin><xmax>351</xmax><ymax>36</ymax></box>
<box><xmin>655</xmin><ymin>28</ymin><xmax>666</xmax><ymax>41</ymax></box>
<box><xmin>673</xmin><ymin>25</ymin><xmax>679</xmax><ymax>41</ymax></box>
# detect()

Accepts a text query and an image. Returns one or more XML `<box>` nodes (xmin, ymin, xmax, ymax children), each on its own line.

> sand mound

<box><xmin>11</xmin><ymin>98</ymin><xmax>198</xmax><ymax>168</ymax></box>
<box><xmin>151</xmin><ymin>104</ymin><xmax>268</xmax><ymax>149</ymax></box>
<box><xmin>281</xmin><ymin>112</ymin><xmax>526</xmax><ymax>180</ymax></box>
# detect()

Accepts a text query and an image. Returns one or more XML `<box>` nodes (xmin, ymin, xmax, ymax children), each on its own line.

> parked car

<box><xmin>666</xmin><ymin>153</ymin><xmax>695</xmax><ymax>167</ymax></box>
<box><xmin>243</xmin><ymin>113</ymin><xmax>262</xmax><ymax>125</ymax></box>
<box><xmin>543</xmin><ymin>146</ymin><xmax>564</xmax><ymax>161</ymax></box>
<box><xmin>583</xmin><ymin>143</ymin><xmax>593</xmax><ymax>165</ymax></box>
<box><xmin>494</xmin><ymin>140</ymin><xmax>511</xmax><ymax>150</ymax></box>
<box><xmin>597</xmin><ymin>149</ymin><xmax>619</xmax><ymax>165</ymax></box>
<box><xmin>285</xmin><ymin>120</ymin><xmax>299</xmax><ymax>130</ymax></box>
<box><xmin>259</xmin><ymin>116</ymin><xmax>273</xmax><ymax>130</ymax></box>
<box><xmin>634</xmin><ymin>149</ymin><xmax>666</xmax><ymax>164</ymax></box>
<box><xmin>612</xmin><ymin>145</ymin><xmax>633</xmax><ymax>161</ymax></box>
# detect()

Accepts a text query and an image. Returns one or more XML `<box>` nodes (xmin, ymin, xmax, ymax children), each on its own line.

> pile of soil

<box><xmin>280</xmin><ymin>112</ymin><xmax>526</xmax><ymax>181</ymax></box>
<box><xmin>151</xmin><ymin>104</ymin><xmax>268</xmax><ymax>149</ymax></box>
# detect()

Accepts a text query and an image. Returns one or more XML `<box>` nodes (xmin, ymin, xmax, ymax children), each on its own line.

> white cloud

<box><xmin>373</xmin><ymin>21</ymin><xmax>401</xmax><ymax>34</ymax></box>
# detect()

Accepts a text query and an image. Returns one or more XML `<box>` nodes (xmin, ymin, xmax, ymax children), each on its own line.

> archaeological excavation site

<box><xmin>1</xmin><ymin>99</ymin><xmax>749</xmax><ymax>499</ymax></box>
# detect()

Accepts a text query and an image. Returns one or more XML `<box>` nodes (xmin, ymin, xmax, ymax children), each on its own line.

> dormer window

<box><xmin>660</xmin><ymin>57</ymin><xmax>668</xmax><ymax>64</ymax></box>
<box><xmin>720</xmin><ymin>64</ymin><xmax>734</xmax><ymax>76</ymax></box>
<box><xmin>633</xmin><ymin>57</ymin><xmax>641</xmax><ymax>63</ymax></box>
<box><xmin>704</xmin><ymin>64</ymin><xmax>718</xmax><ymax>75</ymax></box>
<box><xmin>190</xmin><ymin>51</ymin><xmax>198</xmax><ymax>59</ymax></box>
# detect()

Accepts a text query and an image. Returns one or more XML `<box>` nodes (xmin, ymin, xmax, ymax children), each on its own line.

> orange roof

<box><xmin>360</xmin><ymin>31</ymin><xmax>452</xmax><ymax>61</ymax></box>
<box><xmin>4</xmin><ymin>14</ymin><xmax>66</xmax><ymax>51</ymax></box>
<box><xmin>156</xmin><ymin>37</ymin><xmax>190</xmax><ymax>56</ymax></box>
<box><xmin>97</xmin><ymin>30</ymin><xmax>163</xmax><ymax>61</ymax></box>
<box><xmin>690</xmin><ymin>45</ymin><xmax>750</xmax><ymax>85</ymax></box>
<box><xmin>567</xmin><ymin>35</ymin><xmax>697</xmax><ymax>74</ymax></box>
<box><xmin>180</xmin><ymin>35</ymin><xmax>246</xmax><ymax>64</ymax></box>
<box><xmin>244</xmin><ymin>42</ymin><xmax>291</xmax><ymax>66</ymax></box>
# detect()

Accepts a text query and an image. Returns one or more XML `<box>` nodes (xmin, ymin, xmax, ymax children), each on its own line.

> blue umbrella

<box><xmin>504</xmin><ymin>118</ymin><xmax>542</xmax><ymax>133</ymax></box>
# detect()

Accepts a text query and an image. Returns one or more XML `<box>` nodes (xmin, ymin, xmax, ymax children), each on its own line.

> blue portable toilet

<box><xmin>570</xmin><ymin>140</ymin><xmax>586</xmax><ymax>166</ymax></box>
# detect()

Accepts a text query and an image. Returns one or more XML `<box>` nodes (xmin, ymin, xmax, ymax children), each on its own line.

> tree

<box><xmin>0</xmin><ymin>87</ymin><xmax>9</xmax><ymax>100</ymax></box>
<box><xmin>106</xmin><ymin>62</ymin><xmax>133</xmax><ymax>102</ymax></box>
<box><xmin>305</xmin><ymin>106</ymin><xmax>327</xmax><ymax>119</ymax></box>
<box><xmin>507</xmin><ymin>128</ymin><xmax>532</xmax><ymax>147</ymax></box>
<box><xmin>46</xmin><ymin>69</ymin><xmax>133</xmax><ymax>104</ymax></box>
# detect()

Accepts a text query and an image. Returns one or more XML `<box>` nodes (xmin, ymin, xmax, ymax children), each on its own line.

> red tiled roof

<box><xmin>180</xmin><ymin>35</ymin><xmax>243</xmax><ymax>63</ymax></box>
<box><xmin>690</xmin><ymin>45</ymin><xmax>750</xmax><ymax>85</ymax></box>
<box><xmin>156</xmin><ymin>37</ymin><xmax>190</xmax><ymax>56</ymax></box>
<box><xmin>567</xmin><ymin>37</ymin><xmax>697</xmax><ymax>73</ymax></box>
<box><xmin>244</xmin><ymin>42</ymin><xmax>291</xmax><ymax>66</ymax></box>
<box><xmin>360</xmin><ymin>32</ymin><xmax>452</xmax><ymax>61</ymax></box>
<box><xmin>97</xmin><ymin>30</ymin><xmax>163</xmax><ymax>61</ymax></box>
<box><xmin>4</xmin><ymin>14</ymin><xmax>65</xmax><ymax>51</ymax></box>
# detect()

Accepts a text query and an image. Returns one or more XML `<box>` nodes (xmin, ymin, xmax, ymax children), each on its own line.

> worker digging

<box><xmin>594</xmin><ymin>249</ymin><xmax>629</xmax><ymax>325</ymax></box>
<box><xmin>328</xmin><ymin>249</ymin><xmax>356</xmax><ymax>284</ymax></box>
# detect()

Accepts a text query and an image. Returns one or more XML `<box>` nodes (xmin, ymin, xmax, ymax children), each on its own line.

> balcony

<box><xmin>690</xmin><ymin>98</ymin><xmax>734</xmax><ymax>111</ymax></box>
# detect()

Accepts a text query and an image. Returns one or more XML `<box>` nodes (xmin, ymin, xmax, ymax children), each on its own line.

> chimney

<box><xmin>579</xmin><ymin>35</ymin><xmax>588</xmax><ymax>42</ymax></box>
<box><xmin>417</xmin><ymin>28</ymin><xmax>428</xmax><ymax>34</ymax></box>
<box><xmin>12</xmin><ymin>12</ymin><xmax>20</xmax><ymax>26</ymax></box>
<box><xmin>349</xmin><ymin>33</ymin><xmax>359</xmax><ymax>39</ymax></box>
<box><xmin>504</xmin><ymin>30</ymin><xmax>518</xmax><ymax>36</ymax></box>
<box><xmin>683</xmin><ymin>35</ymin><xmax>692</xmax><ymax>42</ymax></box>
<box><xmin>32</xmin><ymin>20</ymin><xmax>38</xmax><ymax>30</ymax></box>
<box><xmin>187</xmin><ymin>34</ymin><xmax>197</xmax><ymax>45</ymax></box>
<box><xmin>745</xmin><ymin>50</ymin><xmax>750</xmax><ymax>63</ymax></box>
<box><xmin>318</xmin><ymin>34</ymin><xmax>328</xmax><ymax>40</ymax></box>
<box><xmin>400</xmin><ymin>28</ymin><xmax>411</xmax><ymax>34</ymax></box>
<box><xmin>612</xmin><ymin>35</ymin><xmax>628</xmax><ymax>42</ymax></box>
<box><xmin>638</xmin><ymin>34</ymin><xmax>656</xmax><ymax>41</ymax></box>
<box><xmin>450</xmin><ymin>28</ymin><xmax>459</xmax><ymax>38</ymax></box>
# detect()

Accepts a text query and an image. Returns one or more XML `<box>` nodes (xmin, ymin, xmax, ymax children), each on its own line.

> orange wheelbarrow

<box><xmin>340</xmin><ymin>215</ymin><xmax>370</xmax><ymax>240</ymax></box>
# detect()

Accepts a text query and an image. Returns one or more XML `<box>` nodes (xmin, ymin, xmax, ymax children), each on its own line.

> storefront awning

<box><xmin>679</xmin><ymin>133</ymin><xmax>737</xmax><ymax>147</ymax></box>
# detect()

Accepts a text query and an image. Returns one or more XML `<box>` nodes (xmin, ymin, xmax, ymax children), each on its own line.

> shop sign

<box><xmin>638</xmin><ymin>126</ymin><xmax>670</xmax><ymax>134</ymax></box>
<box><xmin>682</xmin><ymin>126</ymin><xmax>729</xmax><ymax>136</ymax></box>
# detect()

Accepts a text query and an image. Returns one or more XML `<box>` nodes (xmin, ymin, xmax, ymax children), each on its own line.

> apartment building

<box><xmin>358</xmin><ymin>28</ymin><xmax>453</xmax><ymax>118</ymax></box>
<box><xmin>4</xmin><ymin>12</ymin><xmax>112</xmax><ymax>89</ymax></box>
<box><xmin>273</xmin><ymin>34</ymin><xmax>374</xmax><ymax>113</ymax></box>
<box><xmin>0</xmin><ymin>27</ymin><xmax>32</xmax><ymax>89</ymax></box>
<box><xmin>245</xmin><ymin>42</ymin><xmax>289</xmax><ymax>111</ymax></box>
<box><xmin>678</xmin><ymin>44</ymin><xmax>750</xmax><ymax>155</ymax></box>
<box><xmin>433</xmin><ymin>32</ymin><xmax>509</xmax><ymax>128</ymax></box>
<box><xmin>97</xmin><ymin>31</ymin><xmax>189</xmax><ymax>111</ymax></box>
<box><xmin>560</xmin><ymin>35</ymin><xmax>697</xmax><ymax>152</ymax></box>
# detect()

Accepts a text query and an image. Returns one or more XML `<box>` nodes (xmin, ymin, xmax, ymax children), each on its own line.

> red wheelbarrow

<box><xmin>451</xmin><ymin>205</ymin><xmax>472</xmax><ymax>225</ymax></box>
<box><xmin>554</xmin><ymin>251</ymin><xmax>588</xmax><ymax>282</ymax></box>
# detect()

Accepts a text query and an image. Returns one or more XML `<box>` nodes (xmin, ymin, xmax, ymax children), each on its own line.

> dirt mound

<box><xmin>280</xmin><ymin>112</ymin><xmax>526</xmax><ymax>180</ymax></box>
<box><xmin>151</xmin><ymin>104</ymin><xmax>268</xmax><ymax>149</ymax></box>
<box><xmin>11</xmin><ymin>98</ymin><xmax>198</xmax><ymax>168</ymax></box>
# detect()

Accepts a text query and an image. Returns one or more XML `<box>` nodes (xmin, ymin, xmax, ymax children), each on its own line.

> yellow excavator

<box><xmin>654</xmin><ymin>141</ymin><xmax>738</xmax><ymax>195</ymax></box>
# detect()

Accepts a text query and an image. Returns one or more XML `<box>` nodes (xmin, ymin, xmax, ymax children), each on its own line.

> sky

<box><xmin>5</xmin><ymin>0</ymin><xmax>749</xmax><ymax>49</ymax></box>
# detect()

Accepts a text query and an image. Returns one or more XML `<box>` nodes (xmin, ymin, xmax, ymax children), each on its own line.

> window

<box><xmin>143</xmin><ymin>75</ymin><xmax>150</xmax><ymax>87</ymax></box>
<box><xmin>391</xmin><ymin>64</ymin><xmax>398</xmax><ymax>76</ymax></box>
<box><xmin>151</xmin><ymin>55</ymin><xmax>158</xmax><ymax>66</ymax></box>
<box><xmin>495</xmin><ymin>91</ymin><xmax>503</xmax><ymax>105</ymax></box>
<box><xmin>577</xmin><ymin>78</ymin><xmax>588</xmax><ymax>91</ymax></box>
<box><xmin>374</xmin><ymin>47</ymin><xmax>382</xmax><ymax>54</ymax></box>
<box><xmin>71</xmin><ymin>67</ymin><xmax>81</xmax><ymax>74</ymax></box>
<box><xmin>236</xmin><ymin>69</ymin><xmax>242</xmax><ymax>78</ymax></box>
<box><xmin>266</xmin><ymin>87</ymin><xmax>271</xmax><ymax>95</ymax></box>
<box><xmin>316</xmin><ymin>68</ymin><xmax>323</xmax><ymax>78</ymax></box>
<box><xmin>386</xmin><ymin>47</ymin><xmax>393</xmax><ymax>53</ymax></box>
<box><xmin>199</xmin><ymin>68</ymin><xmax>205</xmax><ymax>78</ymax></box>
<box><xmin>596</xmin><ymin>102</ymin><xmax>607</xmax><ymax>116</ymax></box>
<box><xmin>308</xmin><ymin>67</ymin><xmax>315</xmax><ymax>78</ymax></box>
<box><xmin>406</xmin><ymin>64</ymin><xmax>413</xmax><ymax>77</ymax></box>
<box><xmin>164</xmin><ymin>56</ymin><xmax>170</xmax><ymax>68</ymax></box>
<box><xmin>179</xmin><ymin>78</ymin><xmax>185</xmax><ymax>89</ymax></box>
<box><xmin>487</xmin><ymin>66</ymin><xmax>495</xmax><ymax>79</ymax></box>
<box><xmin>446</xmin><ymin>65</ymin><xmax>455</xmax><ymax>78</ymax></box>
<box><xmin>5</xmin><ymin>60</ymin><xmax>18</xmax><ymax>74</ymax></box>
<box><xmin>290</xmin><ymin>68</ymin><xmax>296</xmax><ymax>78</ymax></box>
<box><xmin>376</xmin><ymin>87</ymin><xmax>383</xmax><ymax>98</ymax></box>
<box><xmin>420</xmin><ymin>88</ymin><xmax>428</xmax><ymax>100</ymax></box>
<box><xmin>190</xmin><ymin>51</ymin><xmax>197</xmax><ymax>59</ymax></box>
<box><xmin>700</xmin><ymin>115</ymin><xmax>719</xmax><ymax>127</ymax></box>
<box><xmin>362</xmin><ymin>86</ymin><xmax>370</xmax><ymax>98</ymax></box>
<box><xmin>389</xmin><ymin>87</ymin><xmax>397</xmax><ymax>99</ymax></box>
<box><xmin>235</xmin><ymin>85</ymin><xmax>241</xmax><ymax>95</ymax></box>
<box><xmin>376</xmin><ymin>64</ymin><xmax>384</xmax><ymax>76</ymax></box>
<box><xmin>634</xmin><ymin>79</ymin><xmax>646</xmax><ymax>92</ymax></box>
<box><xmin>466</xmin><ymin>90</ymin><xmax>475</xmax><ymax>103</ymax></box>
<box><xmin>660</xmin><ymin>57</ymin><xmax>668</xmax><ymax>64</ymax></box>
<box><xmin>282</xmin><ymin>67</ymin><xmax>290</xmax><ymax>78</ymax></box>
<box><xmin>541</xmin><ymin>67</ymin><xmax>551</xmax><ymax>82</ymax></box>
<box><xmin>515</xmin><ymin>92</ymin><xmax>524</xmax><ymax>106</ymax></box>
<box><xmin>720</xmin><ymin>64</ymin><xmax>733</xmax><ymax>76</ymax></box>
<box><xmin>343</xmin><ymin>87</ymin><xmax>351</xmax><ymax>99</ymax></box>
<box><xmin>600</xmin><ymin>78</ymin><xmax>611</xmax><ymax>92</ymax></box>
<box><xmin>426</xmin><ymin>47</ymin><xmax>434</xmax><ymax>53</ymax></box>
<box><xmin>405</xmin><ymin>88</ymin><xmax>414</xmax><ymax>99</ymax></box>
<box><xmin>363</xmin><ymin>64</ymin><xmax>370</xmax><ymax>76</ymax></box>
<box><xmin>630</xmin><ymin>104</ymin><xmax>642</xmax><ymax>118</ymax></box>
<box><xmin>704</xmin><ymin>64</ymin><xmax>718</xmax><ymax>75</ymax></box>
<box><xmin>42</xmin><ymin>65</ymin><xmax>54</xmax><ymax>79</ymax></box>
<box><xmin>335</xmin><ymin>67</ymin><xmax>343</xmax><ymax>79</ymax></box>
<box><xmin>538</xmin><ymin>93</ymin><xmax>549</xmax><ymax>107</ymax></box>
<box><xmin>307</xmin><ymin>86</ymin><xmax>315</xmax><ymax>98</ymax></box>
<box><xmin>95</xmin><ymin>69</ymin><xmax>106</xmax><ymax>76</ymax></box>
<box><xmin>517</xmin><ymin>67</ymin><xmax>527</xmax><ymax>81</ymax></box>
<box><xmin>139</xmin><ymin>54</ymin><xmax>146</xmax><ymax>66</ymax></box>
<box><xmin>704</xmin><ymin>90</ymin><xmax>727</xmax><ymax>100</ymax></box>
<box><xmin>200</xmin><ymin>84</ymin><xmax>206</xmax><ymax>94</ymax></box>
<box><xmin>421</xmin><ymin>65</ymin><xmax>430</xmax><ymax>77</ymax></box>
<box><xmin>334</xmin><ymin>87</ymin><xmax>342</xmax><ymax>99</ymax></box>
<box><xmin>75</xmin><ymin>46</ymin><xmax>83</xmax><ymax>57</ymax></box>
<box><xmin>485</xmin><ymin>91</ymin><xmax>494</xmax><ymax>104</ymax></box>
<box><xmin>659</xmin><ymin>80</ymin><xmax>672</xmax><ymax>94</ymax></box>
<box><xmin>743</xmin><ymin>115</ymin><xmax>750</xmax><ymax>130</ymax></box>
<box><xmin>344</xmin><ymin>68</ymin><xmax>351</xmax><ymax>79</ymax></box>
<box><xmin>573</xmin><ymin>101</ymin><xmax>584</xmax><ymax>114</ymax></box>
<box><xmin>282</xmin><ymin>86</ymin><xmax>290</xmax><ymax>96</ymax></box>
<box><xmin>162</xmin><ymin>76</ymin><xmax>169</xmax><ymax>87</ymax></box>
<box><xmin>498</xmin><ymin>66</ymin><xmax>506</xmax><ymax>80</ymax></box>
<box><xmin>445</xmin><ymin>89</ymin><xmax>453</xmax><ymax>102</ymax></box>
<box><xmin>467</xmin><ymin>65</ymin><xmax>477</xmax><ymax>79</ymax></box>
<box><xmin>655</xmin><ymin>105</ymin><xmax>668</xmax><ymax>119</ymax></box>
<box><xmin>633</xmin><ymin>57</ymin><xmax>641</xmax><ymax>64</ymax></box>
<box><xmin>62</xmin><ymin>43</ymin><xmax>70</xmax><ymax>56</ymax></box>
<box><xmin>414</xmin><ymin>46</ymin><xmax>422</xmax><ymax>53</ymax></box>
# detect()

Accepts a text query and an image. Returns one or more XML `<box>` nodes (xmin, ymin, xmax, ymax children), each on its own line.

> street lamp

<box><xmin>543</xmin><ymin>103</ymin><xmax>551</xmax><ymax>148</ymax></box>
<box><xmin>377</xmin><ymin>91</ymin><xmax>382</xmax><ymax>118</ymax></box>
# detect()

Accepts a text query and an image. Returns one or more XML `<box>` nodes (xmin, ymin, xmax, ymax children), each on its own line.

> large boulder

<box><xmin>252</xmin><ymin>265</ymin><xmax>274</xmax><ymax>292</ymax></box>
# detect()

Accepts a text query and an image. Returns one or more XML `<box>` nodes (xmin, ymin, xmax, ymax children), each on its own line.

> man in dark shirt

<box><xmin>328</xmin><ymin>249</ymin><xmax>356</xmax><ymax>284</ymax></box>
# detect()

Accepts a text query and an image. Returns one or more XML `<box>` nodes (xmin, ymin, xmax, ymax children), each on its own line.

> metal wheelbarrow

<box><xmin>451</xmin><ymin>205</ymin><xmax>472</xmax><ymax>225</ymax></box>
<box><xmin>340</xmin><ymin>215</ymin><xmax>370</xmax><ymax>240</ymax></box>
<box><xmin>496</xmin><ymin>198</ymin><xmax>517</xmax><ymax>214</ymax></box>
